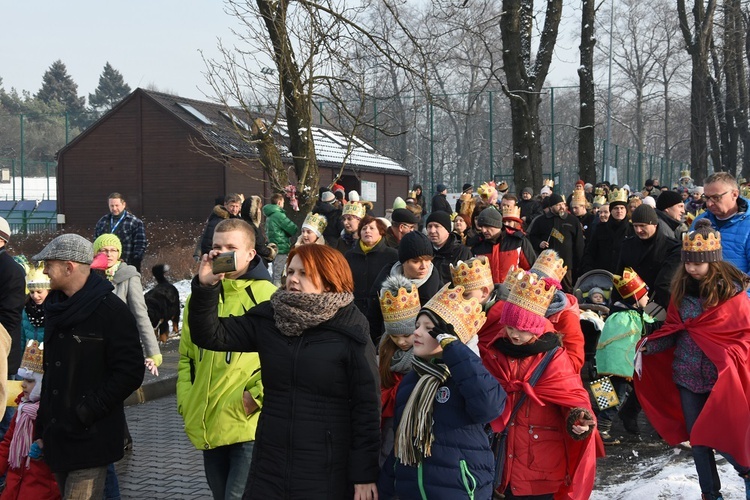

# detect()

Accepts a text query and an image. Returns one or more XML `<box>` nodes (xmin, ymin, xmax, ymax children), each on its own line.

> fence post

<box><xmin>20</xmin><ymin>114</ymin><xmax>24</xmax><ymax>201</ymax></box>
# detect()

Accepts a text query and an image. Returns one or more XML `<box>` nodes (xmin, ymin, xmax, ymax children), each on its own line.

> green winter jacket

<box><xmin>263</xmin><ymin>203</ymin><xmax>298</xmax><ymax>254</ymax></box>
<box><xmin>177</xmin><ymin>263</ymin><xmax>277</xmax><ymax>449</ymax></box>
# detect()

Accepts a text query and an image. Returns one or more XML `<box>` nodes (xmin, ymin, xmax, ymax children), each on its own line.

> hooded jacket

<box><xmin>178</xmin><ymin>257</ymin><xmax>276</xmax><ymax>450</ymax></box>
<box><xmin>263</xmin><ymin>203</ymin><xmax>298</xmax><ymax>255</ymax></box>
<box><xmin>110</xmin><ymin>263</ymin><xmax>161</xmax><ymax>360</ymax></box>
<box><xmin>581</xmin><ymin>216</ymin><xmax>632</xmax><ymax>274</ymax></box>
<box><xmin>200</xmin><ymin>205</ymin><xmax>238</xmax><ymax>255</ymax></box>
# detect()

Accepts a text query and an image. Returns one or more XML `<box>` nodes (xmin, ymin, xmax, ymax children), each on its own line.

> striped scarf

<box><xmin>9</xmin><ymin>400</ymin><xmax>38</xmax><ymax>469</ymax></box>
<box><xmin>394</xmin><ymin>357</ymin><xmax>451</xmax><ymax>465</ymax></box>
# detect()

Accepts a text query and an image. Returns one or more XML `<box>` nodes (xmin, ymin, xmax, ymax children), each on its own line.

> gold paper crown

<box><xmin>682</xmin><ymin>221</ymin><xmax>722</xmax><ymax>262</ymax></box>
<box><xmin>679</xmin><ymin>170</ymin><xmax>692</xmax><ymax>180</ymax></box>
<box><xmin>26</xmin><ymin>261</ymin><xmax>50</xmax><ymax>290</ymax></box>
<box><xmin>593</xmin><ymin>195</ymin><xmax>607</xmax><ymax>206</ymax></box>
<box><xmin>477</xmin><ymin>182</ymin><xmax>498</xmax><ymax>204</ymax></box>
<box><xmin>613</xmin><ymin>267</ymin><xmax>648</xmax><ymax>300</ymax></box>
<box><xmin>571</xmin><ymin>189</ymin><xmax>587</xmax><ymax>205</ymax></box>
<box><xmin>450</xmin><ymin>257</ymin><xmax>494</xmax><ymax>292</ymax></box>
<box><xmin>503</xmin><ymin>267</ymin><xmax>525</xmax><ymax>290</ymax></box>
<box><xmin>608</xmin><ymin>188</ymin><xmax>628</xmax><ymax>204</ymax></box>
<box><xmin>20</xmin><ymin>340</ymin><xmax>44</xmax><ymax>374</ymax></box>
<box><xmin>506</xmin><ymin>272</ymin><xmax>557</xmax><ymax>317</ymax></box>
<box><xmin>379</xmin><ymin>281</ymin><xmax>421</xmax><ymax>335</ymax></box>
<box><xmin>342</xmin><ymin>202</ymin><xmax>366</xmax><ymax>219</ymax></box>
<box><xmin>543</xmin><ymin>179</ymin><xmax>555</xmax><ymax>188</ymax></box>
<box><xmin>302</xmin><ymin>212</ymin><xmax>327</xmax><ymax>236</ymax></box>
<box><xmin>422</xmin><ymin>283</ymin><xmax>487</xmax><ymax>343</ymax></box>
<box><xmin>530</xmin><ymin>249</ymin><xmax>567</xmax><ymax>282</ymax></box>
<box><xmin>501</xmin><ymin>204</ymin><xmax>521</xmax><ymax>219</ymax></box>
<box><xmin>594</xmin><ymin>187</ymin><xmax>604</xmax><ymax>196</ymax></box>
<box><xmin>741</xmin><ymin>185</ymin><xmax>750</xmax><ymax>198</ymax></box>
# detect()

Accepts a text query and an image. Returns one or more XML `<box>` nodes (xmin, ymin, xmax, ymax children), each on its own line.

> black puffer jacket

<box><xmin>200</xmin><ymin>205</ymin><xmax>238</xmax><ymax>254</ymax></box>
<box><xmin>433</xmin><ymin>233</ymin><xmax>473</xmax><ymax>285</ymax></box>
<box><xmin>313</xmin><ymin>200</ymin><xmax>343</xmax><ymax>247</ymax></box>
<box><xmin>36</xmin><ymin>273</ymin><xmax>144</xmax><ymax>473</ymax></box>
<box><xmin>345</xmin><ymin>239</ymin><xmax>398</xmax><ymax>315</ymax></box>
<box><xmin>186</xmin><ymin>282</ymin><xmax>381</xmax><ymax>500</ymax></box>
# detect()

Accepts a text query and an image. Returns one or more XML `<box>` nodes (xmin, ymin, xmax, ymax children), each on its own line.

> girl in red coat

<box><xmin>377</xmin><ymin>276</ymin><xmax>419</xmax><ymax>466</ymax></box>
<box><xmin>635</xmin><ymin>219</ymin><xmax>750</xmax><ymax>500</ymax></box>
<box><xmin>0</xmin><ymin>341</ymin><xmax>60</xmax><ymax>500</ymax></box>
<box><xmin>485</xmin><ymin>269</ymin><xmax>598</xmax><ymax>499</ymax></box>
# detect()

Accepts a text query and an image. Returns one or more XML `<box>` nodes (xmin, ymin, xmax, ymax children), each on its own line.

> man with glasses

<box><xmin>384</xmin><ymin>208</ymin><xmax>419</xmax><ymax>249</ymax></box>
<box><xmin>693</xmin><ymin>172</ymin><xmax>750</xmax><ymax>283</ymax></box>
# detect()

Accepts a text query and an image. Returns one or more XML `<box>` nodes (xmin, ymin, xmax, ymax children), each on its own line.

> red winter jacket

<box><xmin>380</xmin><ymin>373</ymin><xmax>404</xmax><ymax>423</ymax></box>
<box><xmin>0</xmin><ymin>397</ymin><xmax>61</xmax><ymax>500</ymax></box>
<box><xmin>482</xmin><ymin>343</ymin><xmax>597</xmax><ymax>499</ymax></box>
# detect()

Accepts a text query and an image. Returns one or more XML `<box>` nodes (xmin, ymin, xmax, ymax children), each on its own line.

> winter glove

<box><xmin>428</xmin><ymin>323</ymin><xmax>460</xmax><ymax>349</ymax></box>
<box><xmin>566</xmin><ymin>407</ymin><xmax>595</xmax><ymax>440</ymax></box>
<box><xmin>148</xmin><ymin>354</ymin><xmax>163</xmax><ymax>367</ymax></box>
<box><xmin>28</xmin><ymin>442</ymin><xmax>43</xmax><ymax>459</ymax></box>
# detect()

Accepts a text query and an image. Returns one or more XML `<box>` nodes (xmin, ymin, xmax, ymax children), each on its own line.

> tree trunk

<box><xmin>577</xmin><ymin>0</ymin><xmax>597</xmax><ymax>184</ymax></box>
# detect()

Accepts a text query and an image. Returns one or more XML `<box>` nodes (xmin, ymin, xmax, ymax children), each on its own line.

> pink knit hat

<box><xmin>500</xmin><ymin>271</ymin><xmax>558</xmax><ymax>335</ymax></box>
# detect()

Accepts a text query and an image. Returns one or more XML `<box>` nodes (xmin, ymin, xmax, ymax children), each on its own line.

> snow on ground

<box><xmin>166</xmin><ymin>279</ymin><xmax>748</xmax><ymax>499</ymax></box>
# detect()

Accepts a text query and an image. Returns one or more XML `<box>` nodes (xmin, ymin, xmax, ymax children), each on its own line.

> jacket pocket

<box><xmin>459</xmin><ymin>459</ymin><xmax>477</xmax><ymax>499</ymax></box>
<box><xmin>526</xmin><ymin>425</ymin><xmax>566</xmax><ymax>479</ymax></box>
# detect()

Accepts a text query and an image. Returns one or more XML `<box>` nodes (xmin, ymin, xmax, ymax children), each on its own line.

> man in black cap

<box><xmin>526</xmin><ymin>193</ymin><xmax>584</xmax><ymax>292</ymax></box>
<box><xmin>655</xmin><ymin>190</ymin><xmax>688</xmax><ymax>240</ymax></box>
<box><xmin>425</xmin><ymin>211</ymin><xmax>472</xmax><ymax>284</ymax></box>
<box><xmin>384</xmin><ymin>208</ymin><xmax>419</xmax><ymax>248</ymax></box>
<box><xmin>518</xmin><ymin>187</ymin><xmax>542</xmax><ymax>227</ymax></box>
<box><xmin>471</xmin><ymin>206</ymin><xmax>536</xmax><ymax>283</ymax></box>
<box><xmin>455</xmin><ymin>183</ymin><xmax>473</xmax><ymax>213</ymax></box>
<box><xmin>431</xmin><ymin>184</ymin><xmax>452</xmax><ymax>214</ymax></box>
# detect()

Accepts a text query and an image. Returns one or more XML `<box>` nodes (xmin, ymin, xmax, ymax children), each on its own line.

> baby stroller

<box><xmin>573</xmin><ymin>269</ymin><xmax>614</xmax><ymax>383</ymax></box>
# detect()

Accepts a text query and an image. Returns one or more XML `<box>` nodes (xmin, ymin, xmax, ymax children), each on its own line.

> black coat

<box><xmin>615</xmin><ymin>228</ymin><xmax>681</xmax><ymax>309</ymax></box>
<box><xmin>345</xmin><ymin>239</ymin><xmax>399</xmax><ymax>315</ymax></box>
<box><xmin>186</xmin><ymin>283</ymin><xmax>381</xmax><ymax>500</ymax></box>
<box><xmin>200</xmin><ymin>205</ymin><xmax>238</xmax><ymax>255</ymax></box>
<box><xmin>431</xmin><ymin>193</ymin><xmax>452</xmax><ymax>214</ymax></box>
<box><xmin>0</xmin><ymin>249</ymin><xmax>26</xmax><ymax>376</ymax></box>
<box><xmin>581</xmin><ymin>217</ymin><xmax>632</xmax><ymax>274</ymax></box>
<box><xmin>36</xmin><ymin>273</ymin><xmax>144</xmax><ymax>473</ymax></box>
<box><xmin>433</xmin><ymin>233</ymin><xmax>473</xmax><ymax>285</ymax></box>
<box><xmin>518</xmin><ymin>198</ymin><xmax>543</xmax><ymax>226</ymax></box>
<box><xmin>313</xmin><ymin>201</ymin><xmax>343</xmax><ymax>247</ymax></box>
<box><xmin>527</xmin><ymin>212</ymin><xmax>585</xmax><ymax>292</ymax></box>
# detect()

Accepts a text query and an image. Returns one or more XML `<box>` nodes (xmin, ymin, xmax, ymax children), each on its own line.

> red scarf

<box><xmin>635</xmin><ymin>292</ymin><xmax>750</xmax><ymax>468</ymax></box>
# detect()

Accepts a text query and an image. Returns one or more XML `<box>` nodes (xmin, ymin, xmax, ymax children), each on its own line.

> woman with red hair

<box><xmin>188</xmin><ymin>244</ymin><xmax>380</xmax><ymax>500</ymax></box>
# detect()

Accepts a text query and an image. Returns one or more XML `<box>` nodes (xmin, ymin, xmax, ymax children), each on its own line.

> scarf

<box><xmin>25</xmin><ymin>301</ymin><xmax>45</xmax><ymax>328</ymax></box>
<box><xmin>493</xmin><ymin>332</ymin><xmax>562</xmax><ymax>359</ymax></box>
<box><xmin>105</xmin><ymin>261</ymin><xmax>121</xmax><ymax>281</ymax></box>
<box><xmin>390</xmin><ymin>347</ymin><xmax>415</xmax><ymax>374</ymax></box>
<box><xmin>359</xmin><ymin>239</ymin><xmax>380</xmax><ymax>254</ymax></box>
<box><xmin>394</xmin><ymin>357</ymin><xmax>451</xmax><ymax>465</ymax></box>
<box><xmin>389</xmin><ymin>261</ymin><xmax>432</xmax><ymax>289</ymax></box>
<box><xmin>271</xmin><ymin>290</ymin><xmax>353</xmax><ymax>337</ymax></box>
<box><xmin>45</xmin><ymin>273</ymin><xmax>114</xmax><ymax>334</ymax></box>
<box><xmin>9</xmin><ymin>400</ymin><xmax>38</xmax><ymax>469</ymax></box>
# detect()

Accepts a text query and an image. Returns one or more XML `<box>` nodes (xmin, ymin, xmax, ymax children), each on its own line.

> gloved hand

<box><xmin>428</xmin><ymin>323</ymin><xmax>460</xmax><ymax>348</ymax></box>
<box><xmin>28</xmin><ymin>441</ymin><xmax>43</xmax><ymax>459</ymax></box>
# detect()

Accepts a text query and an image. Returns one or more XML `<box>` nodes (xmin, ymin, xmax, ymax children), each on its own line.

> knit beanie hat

<box><xmin>426</xmin><ymin>211</ymin><xmax>452</xmax><ymax>234</ymax></box>
<box><xmin>321</xmin><ymin>191</ymin><xmax>335</xmax><ymax>203</ymax></box>
<box><xmin>682</xmin><ymin>218</ymin><xmax>722</xmax><ymax>262</ymax></box>
<box><xmin>93</xmin><ymin>233</ymin><xmax>122</xmax><ymax>255</ymax></box>
<box><xmin>588</xmin><ymin>287</ymin><xmax>604</xmax><ymax>298</ymax></box>
<box><xmin>547</xmin><ymin>193</ymin><xmax>565</xmax><ymax>206</ymax></box>
<box><xmin>476</xmin><ymin>207</ymin><xmax>504</xmax><ymax>228</ymax></box>
<box><xmin>348</xmin><ymin>190</ymin><xmax>360</xmax><ymax>202</ymax></box>
<box><xmin>540</xmin><ymin>186</ymin><xmax>552</xmax><ymax>196</ymax></box>
<box><xmin>631</xmin><ymin>204</ymin><xmax>658</xmax><ymax>225</ymax></box>
<box><xmin>436</xmin><ymin>183</ymin><xmax>447</xmax><ymax>193</ymax></box>
<box><xmin>398</xmin><ymin>231</ymin><xmax>433</xmax><ymax>263</ymax></box>
<box><xmin>462</xmin><ymin>183</ymin><xmax>473</xmax><ymax>192</ymax></box>
<box><xmin>500</xmin><ymin>271</ymin><xmax>558</xmax><ymax>336</ymax></box>
<box><xmin>379</xmin><ymin>275</ymin><xmax>421</xmax><ymax>336</ymax></box>
<box><xmin>521</xmin><ymin>187</ymin><xmax>534</xmax><ymax>196</ymax></box>
<box><xmin>393</xmin><ymin>197</ymin><xmax>407</xmax><ymax>210</ymax></box>
<box><xmin>642</xmin><ymin>196</ymin><xmax>656</xmax><ymax>208</ymax></box>
<box><xmin>655</xmin><ymin>190</ymin><xmax>683</xmax><ymax>211</ymax></box>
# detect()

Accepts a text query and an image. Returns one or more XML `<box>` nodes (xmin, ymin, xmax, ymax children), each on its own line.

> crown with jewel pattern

<box><xmin>608</xmin><ymin>188</ymin><xmax>628</xmax><ymax>204</ymax></box>
<box><xmin>302</xmin><ymin>212</ymin><xmax>327</xmax><ymax>238</ymax></box>
<box><xmin>682</xmin><ymin>219</ymin><xmax>722</xmax><ymax>262</ymax></box>
<box><xmin>379</xmin><ymin>275</ymin><xmax>421</xmax><ymax>336</ymax></box>
<box><xmin>421</xmin><ymin>283</ymin><xmax>486</xmax><ymax>343</ymax></box>
<box><xmin>530</xmin><ymin>249</ymin><xmax>567</xmax><ymax>283</ymax></box>
<box><xmin>571</xmin><ymin>188</ymin><xmax>587</xmax><ymax>205</ymax></box>
<box><xmin>501</xmin><ymin>271</ymin><xmax>558</xmax><ymax>335</ymax></box>
<box><xmin>19</xmin><ymin>340</ymin><xmax>44</xmax><ymax>375</ymax></box>
<box><xmin>26</xmin><ymin>261</ymin><xmax>50</xmax><ymax>291</ymax></box>
<box><xmin>450</xmin><ymin>257</ymin><xmax>494</xmax><ymax>292</ymax></box>
<box><xmin>593</xmin><ymin>195</ymin><xmax>607</xmax><ymax>206</ymax></box>
<box><xmin>501</xmin><ymin>204</ymin><xmax>521</xmax><ymax>220</ymax></box>
<box><xmin>613</xmin><ymin>267</ymin><xmax>648</xmax><ymax>301</ymax></box>
<box><xmin>342</xmin><ymin>202</ymin><xmax>366</xmax><ymax>219</ymax></box>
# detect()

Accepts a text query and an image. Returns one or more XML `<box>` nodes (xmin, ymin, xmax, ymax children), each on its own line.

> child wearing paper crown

<box><xmin>20</xmin><ymin>263</ymin><xmax>49</xmax><ymax>348</ymax></box>
<box><xmin>377</xmin><ymin>275</ymin><xmax>419</xmax><ymax>467</ymax></box>
<box><xmin>635</xmin><ymin>219</ymin><xmax>750</xmax><ymax>500</ymax></box>
<box><xmin>594</xmin><ymin>268</ymin><xmax>653</xmax><ymax>445</ymax></box>
<box><xmin>378</xmin><ymin>283</ymin><xmax>506</xmax><ymax>500</ymax></box>
<box><xmin>484</xmin><ymin>270</ymin><xmax>598</xmax><ymax>499</ymax></box>
<box><xmin>0</xmin><ymin>341</ymin><xmax>60</xmax><ymax>499</ymax></box>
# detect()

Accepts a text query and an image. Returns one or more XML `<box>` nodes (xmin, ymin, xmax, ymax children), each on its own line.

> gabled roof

<box><xmin>60</xmin><ymin>88</ymin><xmax>407</xmax><ymax>176</ymax></box>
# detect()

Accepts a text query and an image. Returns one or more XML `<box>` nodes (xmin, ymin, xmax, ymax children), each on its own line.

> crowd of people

<box><xmin>0</xmin><ymin>171</ymin><xmax>749</xmax><ymax>499</ymax></box>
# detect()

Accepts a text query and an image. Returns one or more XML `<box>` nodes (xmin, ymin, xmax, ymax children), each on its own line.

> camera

<box><xmin>211</xmin><ymin>251</ymin><xmax>237</xmax><ymax>274</ymax></box>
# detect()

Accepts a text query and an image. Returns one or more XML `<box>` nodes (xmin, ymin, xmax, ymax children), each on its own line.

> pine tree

<box><xmin>89</xmin><ymin>62</ymin><xmax>132</xmax><ymax>113</ymax></box>
<box><xmin>36</xmin><ymin>60</ymin><xmax>86</xmax><ymax>114</ymax></box>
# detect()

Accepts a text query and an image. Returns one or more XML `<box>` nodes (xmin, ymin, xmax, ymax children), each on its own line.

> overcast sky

<box><xmin>1</xmin><ymin>0</ymin><xmax>582</xmax><ymax>103</ymax></box>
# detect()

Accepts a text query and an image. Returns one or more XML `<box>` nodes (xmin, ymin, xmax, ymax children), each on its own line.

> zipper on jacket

<box><xmin>459</xmin><ymin>459</ymin><xmax>477</xmax><ymax>500</ymax></box>
<box><xmin>285</xmin><ymin>338</ymin><xmax>303</xmax><ymax>500</ymax></box>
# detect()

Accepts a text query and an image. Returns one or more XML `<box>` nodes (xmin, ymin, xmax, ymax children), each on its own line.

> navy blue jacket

<box><xmin>379</xmin><ymin>341</ymin><xmax>506</xmax><ymax>499</ymax></box>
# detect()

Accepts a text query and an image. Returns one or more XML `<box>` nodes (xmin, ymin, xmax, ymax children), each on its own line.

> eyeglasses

<box><xmin>99</xmin><ymin>248</ymin><xmax>120</xmax><ymax>254</ymax></box>
<box><xmin>701</xmin><ymin>191</ymin><xmax>729</xmax><ymax>203</ymax></box>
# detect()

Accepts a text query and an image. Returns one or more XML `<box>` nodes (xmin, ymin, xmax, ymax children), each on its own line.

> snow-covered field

<box><xmin>0</xmin><ymin>176</ymin><xmax>56</xmax><ymax>201</ymax></box>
